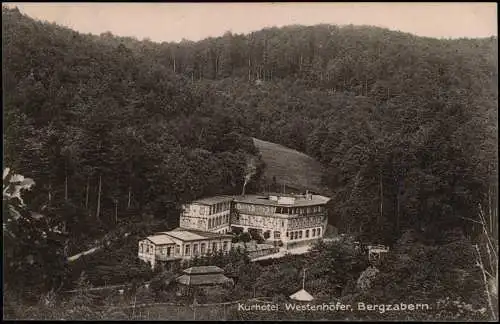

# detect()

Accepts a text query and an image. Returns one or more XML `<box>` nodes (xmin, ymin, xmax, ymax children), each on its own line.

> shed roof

<box><xmin>176</xmin><ymin>273</ymin><xmax>234</xmax><ymax>286</ymax></box>
<box><xmin>183</xmin><ymin>265</ymin><xmax>224</xmax><ymax>275</ymax></box>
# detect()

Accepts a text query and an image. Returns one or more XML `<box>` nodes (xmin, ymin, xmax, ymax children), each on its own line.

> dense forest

<box><xmin>2</xmin><ymin>5</ymin><xmax>498</xmax><ymax>314</ymax></box>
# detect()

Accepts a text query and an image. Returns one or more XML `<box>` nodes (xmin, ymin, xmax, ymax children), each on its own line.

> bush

<box><xmin>239</xmin><ymin>232</ymin><xmax>251</xmax><ymax>243</ymax></box>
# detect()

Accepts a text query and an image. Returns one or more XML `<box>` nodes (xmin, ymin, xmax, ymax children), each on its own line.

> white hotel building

<box><xmin>179</xmin><ymin>192</ymin><xmax>331</xmax><ymax>248</ymax></box>
<box><xmin>230</xmin><ymin>193</ymin><xmax>330</xmax><ymax>249</ymax></box>
<box><xmin>138</xmin><ymin>192</ymin><xmax>331</xmax><ymax>268</ymax></box>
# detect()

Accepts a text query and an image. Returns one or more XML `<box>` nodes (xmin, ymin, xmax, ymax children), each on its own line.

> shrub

<box><xmin>239</xmin><ymin>232</ymin><xmax>251</xmax><ymax>243</ymax></box>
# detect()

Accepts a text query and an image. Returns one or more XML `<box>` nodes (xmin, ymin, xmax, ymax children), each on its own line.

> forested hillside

<box><xmin>2</xmin><ymin>5</ymin><xmax>498</xmax><ymax>304</ymax></box>
<box><xmin>3</xmin><ymin>7</ymin><xmax>265</xmax><ymax>297</ymax></box>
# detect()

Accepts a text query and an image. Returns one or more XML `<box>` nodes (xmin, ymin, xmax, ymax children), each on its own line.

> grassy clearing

<box><xmin>252</xmin><ymin>137</ymin><xmax>328</xmax><ymax>193</ymax></box>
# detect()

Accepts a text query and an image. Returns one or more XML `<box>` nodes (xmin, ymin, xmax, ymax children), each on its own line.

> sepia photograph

<box><xmin>2</xmin><ymin>2</ymin><xmax>498</xmax><ymax>321</ymax></box>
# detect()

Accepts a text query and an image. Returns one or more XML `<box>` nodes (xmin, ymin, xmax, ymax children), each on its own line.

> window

<box><xmin>212</xmin><ymin>242</ymin><xmax>217</xmax><ymax>251</ymax></box>
<box><xmin>305</xmin><ymin>229</ymin><xmax>309</xmax><ymax>238</ymax></box>
<box><xmin>317</xmin><ymin>228</ymin><xmax>321</xmax><ymax>236</ymax></box>
<box><xmin>146</xmin><ymin>245</ymin><xmax>149</xmax><ymax>253</ymax></box>
<box><xmin>299</xmin><ymin>231</ymin><xmax>303</xmax><ymax>239</ymax></box>
<box><xmin>185</xmin><ymin>244</ymin><xmax>191</xmax><ymax>256</ymax></box>
<box><xmin>175</xmin><ymin>245</ymin><xmax>180</xmax><ymax>255</ymax></box>
<box><xmin>286</xmin><ymin>232</ymin><xmax>289</xmax><ymax>238</ymax></box>
<box><xmin>167</xmin><ymin>247</ymin><xmax>172</xmax><ymax>256</ymax></box>
<box><xmin>201</xmin><ymin>243</ymin><xmax>206</xmax><ymax>254</ymax></box>
<box><xmin>193</xmin><ymin>244</ymin><xmax>199</xmax><ymax>255</ymax></box>
<box><xmin>274</xmin><ymin>231</ymin><xmax>281</xmax><ymax>239</ymax></box>
<box><xmin>208</xmin><ymin>219</ymin><xmax>212</xmax><ymax>228</ymax></box>
<box><xmin>312</xmin><ymin>228</ymin><xmax>316</xmax><ymax>237</ymax></box>
<box><xmin>223</xmin><ymin>241</ymin><xmax>228</xmax><ymax>251</ymax></box>
<box><xmin>281</xmin><ymin>221</ymin><xmax>284</xmax><ymax>227</ymax></box>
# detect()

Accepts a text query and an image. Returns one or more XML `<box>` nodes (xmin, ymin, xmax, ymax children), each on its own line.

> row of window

<box><xmin>232</xmin><ymin>214</ymin><xmax>283</xmax><ymax>227</ymax></box>
<box><xmin>234</xmin><ymin>203</ymin><xmax>325</xmax><ymax>216</ymax></box>
<box><xmin>276</xmin><ymin>206</ymin><xmax>325</xmax><ymax>215</ymax></box>
<box><xmin>184</xmin><ymin>241</ymin><xmax>230</xmax><ymax>256</ymax></box>
<box><xmin>208</xmin><ymin>201</ymin><xmax>231</xmax><ymax>215</ymax></box>
<box><xmin>289</xmin><ymin>216</ymin><xmax>323</xmax><ymax>227</ymax></box>
<box><xmin>139</xmin><ymin>241</ymin><xmax>231</xmax><ymax>257</ymax></box>
<box><xmin>236</xmin><ymin>203</ymin><xmax>274</xmax><ymax>215</ymax></box>
<box><xmin>286</xmin><ymin>227</ymin><xmax>322</xmax><ymax>240</ymax></box>
<box><xmin>208</xmin><ymin>213</ymin><xmax>230</xmax><ymax>229</ymax></box>
<box><xmin>233</xmin><ymin>215</ymin><xmax>322</xmax><ymax>229</ymax></box>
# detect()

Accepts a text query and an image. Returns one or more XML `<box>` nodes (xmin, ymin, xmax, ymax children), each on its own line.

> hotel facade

<box><xmin>180</xmin><ymin>192</ymin><xmax>330</xmax><ymax>248</ymax></box>
<box><xmin>138</xmin><ymin>192</ymin><xmax>331</xmax><ymax>268</ymax></box>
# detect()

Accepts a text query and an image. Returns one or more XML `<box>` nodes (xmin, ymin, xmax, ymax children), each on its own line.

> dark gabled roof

<box><xmin>176</xmin><ymin>273</ymin><xmax>234</xmax><ymax>286</ymax></box>
<box><xmin>183</xmin><ymin>265</ymin><xmax>224</xmax><ymax>275</ymax></box>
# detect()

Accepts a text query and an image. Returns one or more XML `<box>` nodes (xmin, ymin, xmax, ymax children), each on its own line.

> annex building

<box><xmin>138</xmin><ymin>227</ymin><xmax>232</xmax><ymax>269</ymax></box>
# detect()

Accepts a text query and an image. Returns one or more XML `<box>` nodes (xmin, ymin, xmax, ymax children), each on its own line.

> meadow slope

<box><xmin>253</xmin><ymin>137</ymin><xmax>328</xmax><ymax>194</ymax></box>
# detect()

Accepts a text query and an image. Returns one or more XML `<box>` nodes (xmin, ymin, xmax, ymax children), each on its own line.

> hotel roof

<box><xmin>157</xmin><ymin>227</ymin><xmax>232</xmax><ymax>242</ymax></box>
<box><xmin>189</xmin><ymin>195</ymin><xmax>234</xmax><ymax>206</ymax></box>
<box><xmin>233</xmin><ymin>194</ymin><xmax>330</xmax><ymax>207</ymax></box>
<box><xmin>145</xmin><ymin>234</ymin><xmax>175</xmax><ymax>245</ymax></box>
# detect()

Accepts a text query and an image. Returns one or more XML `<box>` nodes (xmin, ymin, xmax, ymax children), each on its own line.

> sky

<box><xmin>5</xmin><ymin>2</ymin><xmax>498</xmax><ymax>43</ymax></box>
